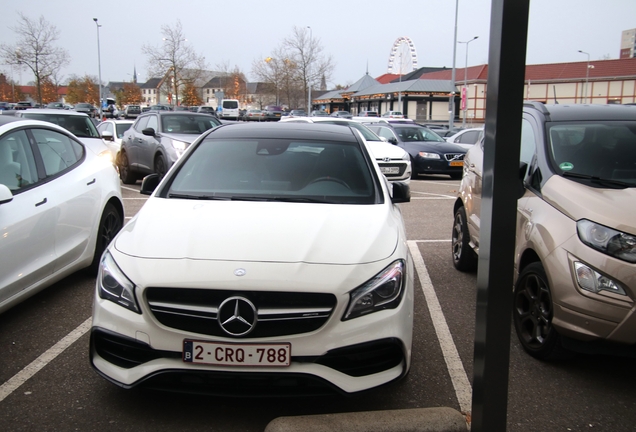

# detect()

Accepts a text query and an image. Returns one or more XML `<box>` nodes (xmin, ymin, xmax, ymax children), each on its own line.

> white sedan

<box><xmin>0</xmin><ymin>117</ymin><xmax>124</xmax><ymax>313</ymax></box>
<box><xmin>90</xmin><ymin>122</ymin><xmax>414</xmax><ymax>395</ymax></box>
<box><xmin>96</xmin><ymin>119</ymin><xmax>134</xmax><ymax>161</ymax></box>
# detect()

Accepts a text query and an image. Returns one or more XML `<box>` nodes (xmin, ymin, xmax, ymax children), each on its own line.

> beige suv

<box><xmin>452</xmin><ymin>102</ymin><xmax>636</xmax><ymax>359</ymax></box>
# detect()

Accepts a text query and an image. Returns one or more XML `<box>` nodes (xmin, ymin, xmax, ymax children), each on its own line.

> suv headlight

<box><xmin>98</xmin><ymin>251</ymin><xmax>140</xmax><ymax>313</ymax></box>
<box><xmin>343</xmin><ymin>260</ymin><xmax>405</xmax><ymax>321</ymax></box>
<box><xmin>172</xmin><ymin>139</ymin><xmax>188</xmax><ymax>156</ymax></box>
<box><xmin>418</xmin><ymin>152</ymin><xmax>440</xmax><ymax>159</ymax></box>
<box><xmin>577</xmin><ymin>219</ymin><xmax>636</xmax><ymax>263</ymax></box>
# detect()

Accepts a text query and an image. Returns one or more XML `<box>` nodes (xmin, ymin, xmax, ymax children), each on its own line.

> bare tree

<box><xmin>142</xmin><ymin>20</ymin><xmax>207</xmax><ymax>106</ymax></box>
<box><xmin>0</xmin><ymin>13</ymin><xmax>69</xmax><ymax>105</ymax></box>
<box><xmin>282</xmin><ymin>26</ymin><xmax>334</xmax><ymax>111</ymax></box>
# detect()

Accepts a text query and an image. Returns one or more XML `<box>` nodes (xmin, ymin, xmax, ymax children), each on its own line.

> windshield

<box><xmin>548</xmin><ymin>122</ymin><xmax>636</xmax><ymax>186</ymax></box>
<box><xmin>222</xmin><ymin>100</ymin><xmax>239</xmax><ymax>109</ymax></box>
<box><xmin>394</xmin><ymin>126</ymin><xmax>445</xmax><ymax>142</ymax></box>
<box><xmin>21</xmin><ymin>113</ymin><xmax>100</xmax><ymax>138</ymax></box>
<box><xmin>166</xmin><ymin>138</ymin><xmax>378</xmax><ymax>204</ymax></box>
<box><xmin>161</xmin><ymin>115</ymin><xmax>220</xmax><ymax>134</ymax></box>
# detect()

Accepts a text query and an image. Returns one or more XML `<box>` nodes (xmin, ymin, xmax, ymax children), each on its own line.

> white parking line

<box><xmin>408</xmin><ymin>240</ymin><xmax>472</xmax><ymax>415</ymax></box>
<box><xmin>0</xmin><ymin>317</ymin><xmax>92</xmax><ymax>403</ymax></box>
<box><xmin>121</xmin><ymin>185</ymin><xmax>140</xmax><ymax>193</ymax></box>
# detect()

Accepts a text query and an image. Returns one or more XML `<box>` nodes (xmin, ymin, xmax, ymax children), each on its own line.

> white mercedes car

<box><xmin>90</xmin><ymin>122</ymin><xmax>414</xmax><ymax>395</ymax></box>
<box><xmin>0</xmin><ymin>116</ymin><xmax>123</xmax><ymax>313</ymax></box>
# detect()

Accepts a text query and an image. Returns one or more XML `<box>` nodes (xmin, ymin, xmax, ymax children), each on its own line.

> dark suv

<box><xmin>452</xmin><ymin>102</ymin><xmax>636</xmax><ymax>360</ymax></box>
<box><xmin>124</xmin><ymin>105</ymin><xmax>141</xmax><ymax>119</ymax></box>
<box><xmin>118</xmin><ymin>111</ymin><xmax>221</xmax><ymax>183</ymax></box>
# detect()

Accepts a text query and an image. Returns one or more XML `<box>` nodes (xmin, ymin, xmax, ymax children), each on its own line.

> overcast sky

<box><xmin>1</xmin><ymin>0</ymin><xmax>635</xmax><ymax>88</ymax></box>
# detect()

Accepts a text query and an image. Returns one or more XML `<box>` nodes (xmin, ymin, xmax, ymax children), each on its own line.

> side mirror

<box><xmin>389</xmin><ymin>137</ymin><xmax>398</xmax><ymax>145</ymax></box>
<box><xmin>0</xmin><ymin>184</ymin><xmax>14</xmax><ymax>204</ymax></box>
<box><xmin>101</xmin><ymin>130</ymin><xmax>114</xmax><ymax>141</ymax></box>
<box><xmin>140</xmin><ymin>173</ymin><xmax>160</xmax><ymax>195</ymax></box>
<box><xmin>142</xmin><ymin>127</ymin><xmax>156</xmax><ymax>137</ymax></box>
<box><xmin>391</xmin><ymin>181</ymin><xmax>411</xmax><ymax>203</ymax></box>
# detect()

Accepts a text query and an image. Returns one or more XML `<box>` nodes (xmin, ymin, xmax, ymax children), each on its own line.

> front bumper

<box><xmin>412</xmin><ymin>157</ymin><xmax>463</xmax><ymax>176</ymax></box>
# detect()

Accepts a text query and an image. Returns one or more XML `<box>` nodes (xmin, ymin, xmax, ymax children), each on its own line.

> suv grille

<box><xmin>146</xmin><ymin>288</ymin><xmax>336</xmax><ymax>338</ymax></box>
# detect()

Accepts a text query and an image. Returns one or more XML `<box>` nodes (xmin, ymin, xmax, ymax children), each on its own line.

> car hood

<box><xmin>366</xmin><ymin>141</ymin><xmax>408</xmax><ymax>160</ymax></box>
<box><xmin>542</xmin><ymin>175</ymin><xmax>636</xmax><ymax>235</ymax></box>
<box><xmin>402</xmin><ymin>141</ymin><xmax>466</xmax><ymax>153</ymax></box>
<box><xmin>114</xmin><ymin>198</ymin><xmax>399</xmax><ymax>265</ymax></box>
<box><xmin>79</xmin><ymin>137</ymin><xmax>111</xmax><ymax>156</ymax></box>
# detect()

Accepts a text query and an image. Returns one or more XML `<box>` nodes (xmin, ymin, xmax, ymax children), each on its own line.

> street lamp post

<box><xmin>93</xmin><ymin>18</ymin><xmax>102</xmax><ymax>118</ymax></box>
<box><xmin>459</xmin><ymin>36</ymin><xmax>479</xmax><ymax>128</ymax></box>
<box><xmin>307</xmin><ymin>26</ymin><xmax>312</xmax><ymax>114</ymax></box>
<box><xmin>578</xmin><ymin>50</ymin><xmax>590</xmax><ymax>104</ymax></box>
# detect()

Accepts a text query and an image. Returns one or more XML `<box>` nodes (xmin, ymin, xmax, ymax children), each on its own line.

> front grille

<box><xmin>376</xmin><ymin>161</ymin><xmax>407</xmax><ymax>177</ymax></box>
<box><xmin>146</xmin><ymin>288</ymin><xmax>337</xmax><ymax>338</ymax></box>
<box><xmin>444</xmin><ymin>153</ymin><xmax>465</xmax><ymax>162</ymax></box>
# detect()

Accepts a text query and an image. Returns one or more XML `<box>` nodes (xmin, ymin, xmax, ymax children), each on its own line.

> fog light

<box><xmin>574</xmin><ymin>262</ymin><xmax>626</xmax><ymax>295</ymax></box>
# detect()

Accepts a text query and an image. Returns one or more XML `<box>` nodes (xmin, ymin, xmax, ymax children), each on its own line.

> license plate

<box><xmin>450</xmin><ymin>161</ymin><xmax>463</xmax><ymax>167</ymax></box>
<box><xmin>380</xmin><ymin>166</ymin><xmax>400</xmax><ymax>174</ymax></box>
<box><xmin>183</xmin><ymin>340</ymin><xmax>291</xmax><ymax>367</ymax></box>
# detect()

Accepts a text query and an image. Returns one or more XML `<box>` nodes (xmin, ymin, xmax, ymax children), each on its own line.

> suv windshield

<box><xmin>167</xmin><ymin>138</ymin><xmax>377</xmax><ymax>204</ymax></box>
<box><xmin>548</xmin><ymin>122</ymin><xmax>636</xmax><ymax>186</ymax></box>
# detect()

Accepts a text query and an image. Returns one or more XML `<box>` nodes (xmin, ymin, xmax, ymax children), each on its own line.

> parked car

<box><xmin>96</xmin><ymin>119</ymin><xmax>134</xmax><ymax>161</ymax></box>
<box><xmin>382</xmin><ymin>111</ymin><xmax>405</xmax><ymax>119</ymax></box>
<box><xmin>123</xmin><ymin>105</ymin><xmax>141</xmax><ymax>119</ymax></box>
<box><xmin>103</xmin><ymin>103</ymin><xmax>120</xmax><ymax>119</ymax></box>
<box><xmin>310</xmin><ymin>110</ymin><xmax>329</xmax><ymax>117</ymax></box>
<box><xmin>358</xmin><ymin>111</ymin><xmax>379</xmax><ymax>117</ymax></box>
<box><xmin>365</xmin><ymin>122</ymin><xmax>466</xmax><ymax>179</ymax></box>
<box><xmin>196</xmin><ymin>106</ymin><xmax>218</xmax><ymax>117</ymax></box>
<box><xmin>0</xmin><ymin>115</ymin><xmax>123</xmax><ymax>313</ymax></box>
<box><xmin>74</xmin><ymin>103</ymin><xmax>98</xmax><ymax>118</ymax></box>
<box><xmin>288</xmin><ymin>109</ymin><xmax>307</xmax><ymax>118</ymax></box>
<box><xmin>452</xmin><ymin>102</ymin><xmax>636</xmax><ymax>360</ymax></box>
<box><xmin>141</xmin><ymin>106</ymin><xmax>151</xmax><ymax>113</ymax></box>
<box><xmin>149</xmin><ymin>104</ymin><xmax>172</xmax><ymax>112</ymax></box>
<box><xmin>174</xmin><ymin>106</ymin><xmax>190</xmax><ymax>112</ymax></box>
<box><xmin>330</xmin><ymin>111</ymin><xmax>353</xmax><ymax>119</ymax></box>
<box><xmin>280</xmin><ymin>116</ymin><xmax>412</xmax><ymax>184</ymax></box>
<box><xmin>118</xmin><ymin>111</ymin><xmax>222</xmax><ymax>183</ymax></box>
<box><xmin>263</xmin><ymin>105</ymin><xmax>284</xmax><ymax>121</ymax></box>
<box><xmin>0</xmin><ymin>102</ymin><xmax>10</xmax><ymax>110</ymax></box>
<box><xmin>90</xmin><ymin>122</ymin><xmax>413</xmax><ymax>395</ymax></box>
<box><xmin>46</xmin><ymin>102</ymin><xmax>65</xmax><ymax>109</ymax></box>
<box><xmin>445</xmin><ymin>127</ymin><xmax>484</xmax><ymax>149</ymax></box>
<box><xmin>15</xmin><ymin>101</ymin><xmax>36</xmax><ymax>110</ymax></box>
<box><xmin>244</xmin><ymin>109</ymin><xmax>266</xmax><ymax>121</ymax></box>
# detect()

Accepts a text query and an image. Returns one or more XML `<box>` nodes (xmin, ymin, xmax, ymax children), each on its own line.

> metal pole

<box><xmin>93</xmin><ymin>18</ymin><xmax>102</xmax><ymax>118</ymax></box>
<box><xmin>578</xmin><ymin>50</ymin><xmax>590</xmax><ymax>104</ymax></box>
<box><xmin>459</xmin><ymin>36</ymin><xmax>478</xmax><ymax>128</ymax></box>
<box><xmin>307</xmin><ymin>26</ymin><xmax>312</xmax><ymax>114</ymax></box>
<box><xmin>449</xmin><ymin>0</ymin><xmax>459</xmax><ymax>129</ymax></box>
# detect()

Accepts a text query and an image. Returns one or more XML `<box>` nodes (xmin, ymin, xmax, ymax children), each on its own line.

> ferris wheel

<box><xmin>387</xmin><ymin>36</ymin><xmax>419</xmax><ymax>74</ymax></box>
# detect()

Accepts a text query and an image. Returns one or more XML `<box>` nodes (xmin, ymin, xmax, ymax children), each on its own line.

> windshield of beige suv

<box><xmin>549</xmin><ymin>122</ymin><xmax>636</xmax><ymax>186</ymax></box>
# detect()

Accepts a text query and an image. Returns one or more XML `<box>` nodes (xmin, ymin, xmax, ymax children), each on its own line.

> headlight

<box><xmin>577</xmin><ymin>219</ymin><xmax>636</xmax><ymax>263</ymax></box>
<box><xmin>343</xmin><ymin>260</ymin><xmax>405</xmax><ymax>321</ymax></box>
<box><xmin>401</xmin><ymin>152</ymin><xmax>410</xmax><ymax>161</ymax></box>
<box><xmin>574</xmin><ymin>262</ymin><xmax>626</xmax><ymax>296</ymax></box>
<box><xmin>98</xmin><ymin>251</ymin><xmax>140</xmax><ymax>313</ymax></box>
<box><xmin>172</xmin><ymin>139</ymin><xmax>188</xmax><ymax>156</ymax></box>
<box><xmin>418</xmin><ymin>152</ymin><xmax>440</xmax><ymax>159</ymax></box>
<box><xmin>98</xmin><ymin>149</ymin><xmax>114</xmax><ymax>165</ymax></box>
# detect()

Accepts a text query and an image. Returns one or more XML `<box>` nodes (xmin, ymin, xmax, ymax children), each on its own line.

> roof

<box><xmin>375</xmin><ymin>73</ymin><xmax>401</xmax><ymax>84</ymax></box>
<box><xmin>209</xmin><ymin>122</ymin><xmax>359</xmax><ymax>142</ymax></box>
<box><xmin>417</xmin><ymin>58</ymin><xmax>636</xmax><ymax>83</ymax></box>
<box><xmin>528</xmin><ymin>102</ymin><xmax>636</xmax><ymax>121</ymax></box>
<box><xmin>343</xmin><ymin>73</ymin><xmax>380</xmax><ymax>93</ymax></box>
<box><xmin>353</xmin><ymin>79</ymin><xmax>455</xmax><ymax>97</ymax></box>
<box><xmin>140</xmin><ymin>78</ymin><xmax>162</xmax><ymax>89</ymax></box>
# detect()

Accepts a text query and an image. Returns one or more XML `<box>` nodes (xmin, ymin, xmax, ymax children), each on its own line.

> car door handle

<box><xmin>35</xmin><ymin>198</ymin><xmax>47</xmax><ymax>207</ymax></box>
<box><xmin>87</xmin><ymin>178</ymin><xmax>96</xmax><ymax>186</ymax></box>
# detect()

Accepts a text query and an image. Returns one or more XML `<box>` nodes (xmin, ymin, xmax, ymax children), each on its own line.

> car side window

<box><xmin>146</xmin><ymin>115</ymin><xmax>158</xmax><ymax>132</ymax></box>
<box><xmin>520</xmin><ymin>118</ymin><xmax>541</xmax><ymax>190</ymax></box>
<box><xmin>377</xmin><ymin>127</ymin><xmax>396</xmax><ymax>141</ymax></box>
<box><xmin>31</xmin><ymin>129</ymin><xmax>83</xmax><ymax>177</ymax></box>
<box><xmin>0</xmin><ymin>129</ymin><xmax>39</xmax><ymax>192</ymax></box>
<box><xmin>135</xmin><ymin>116</ymin><xmax>149</xmax><ymax>132</ymax></box>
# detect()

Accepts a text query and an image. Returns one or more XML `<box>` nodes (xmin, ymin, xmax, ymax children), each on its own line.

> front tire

<box><xmin>513</xmin><ymin>262</ymin><xmax>569</xmax><ymax>360</ymax></box>
<box><xmin>87</xmin><ymin>203</ymin><xmax>122</xmax><ymax>275</ymax></box>
<box><xmin>451</xmin><ymin>206</ymin><xmax>478</xmax><ymax>271</ymax></box>
<box><xmin>154</xmin><ymin>154</ymin><xmax>168</xmax><ymax>179</ymax></box>
<box><xmin>118</xmin><ymin>151</ymin><xmax>137</xmax><ymax>184</ymax></box>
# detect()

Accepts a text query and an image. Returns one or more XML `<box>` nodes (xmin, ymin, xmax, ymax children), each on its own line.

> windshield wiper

<box><xmin>168</xmin><ymin>193</ymin><xmax>231</xmax><ymax>200</ymax></box>
<box><xmin>562</xmin><ymin>172</ymin><xmax>632</xmax><ymax>188</ymax></box>
<box><xmin>229</xmin><ymin>196</ymin><xmax>332</xmax><ymax>203</ymax></box>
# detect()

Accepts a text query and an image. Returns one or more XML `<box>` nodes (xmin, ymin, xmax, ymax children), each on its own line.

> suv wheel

<box><xmin>118</xmin><ymin>151</ymin><xmax>137</xmax><ymax>184</ymax></box>
<box><xmin>513</xmin><ymin>262</ymin><xmax>570</xmax><ymax>360</ymax></box>
<box><xmin>451</xmin><ymin>206</ymin><xmax>478</xmax><ymax>271</ymax></box>
<box><xmin>154</xmin><ymin>154</ymin><xmax>167</xmax><ymax>179</ymax></box>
